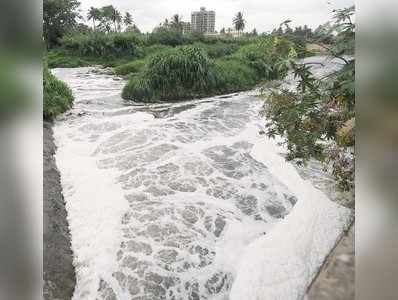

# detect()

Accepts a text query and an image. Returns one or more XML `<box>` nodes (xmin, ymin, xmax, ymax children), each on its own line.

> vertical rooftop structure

<box><xmin>191</xmin><ymin>7</ymin><xmax>215</xmax><ymax>33</ymax></box>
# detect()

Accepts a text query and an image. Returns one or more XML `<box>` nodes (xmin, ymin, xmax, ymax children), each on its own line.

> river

<box><xmin>52</xmin><ymin>57</ymin><xmax>352</xmax><ymax>300</ymax></box>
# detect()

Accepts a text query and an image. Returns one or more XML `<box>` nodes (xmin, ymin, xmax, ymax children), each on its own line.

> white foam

<box><xmin>230</xmin><ymin>136</ymin><xmax>352</xmax><ymax>300</ymax></box>
<box><xmin>52</xmin><ymin>63</ymin><xmax>353</xmax><ymax>300</ymax></box>
<box><xmin>53</xmin><ymin>121</ymin><xmax>129</xmax><ymax>299</ymax></box>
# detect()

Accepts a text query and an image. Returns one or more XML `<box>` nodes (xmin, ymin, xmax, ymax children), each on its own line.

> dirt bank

<box><xmin>43</xmin><ymin>121</ymin><xmax>75</xmax><ymax>299</ymax></box>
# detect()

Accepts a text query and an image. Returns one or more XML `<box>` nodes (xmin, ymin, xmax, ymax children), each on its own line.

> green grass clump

<box><xmin>121</xmin><ymin>75</ymin><xmax>154</xmax><ymax>102</ymax></box>
<box><xmin>43</xmin><ymin>63</ymin><xmax>74</xmax><ymax>119</ymax></box>
<box><xmin>46</xmin><ymin>49</ymin><xmax>90</xmax><ymax>68</ymax></box>
<box><xmin>114</xmin><ymin>59</ymin><xmax>146</xmax><ymax>75</ymax></box>
<box><xmin>211</xmin><ymin>58</ymin><xmax>258</xmax><ymax>92</ymax></box>
<box><xmin>123</xmin><ymin>45</ymin><xmax>214</xmax><ymax>101</ymax></box>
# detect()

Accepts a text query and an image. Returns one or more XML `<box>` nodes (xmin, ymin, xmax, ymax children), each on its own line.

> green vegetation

<box><xmin>114</xmin><ymin>59</ymin><xmax>146</xmax><ymax>75</ymax></box>
<box><xmin>44</xmin><ymin>0</ymin><xmax>80</xmax><ymax>48</ymax></box>
<box><xmin>233</xmin><ymin>12</ymin><xmax>246</xmax><ymax>35</ymax></box>
<box><xmin>121</xmin><ymin>37</ymin><xmax>297</xmax><ymax>102</ymax></box>
<box><xmin>261</xmin><ymin>6</ymin><xmax>355</xmax><ymax>190</ymax></box>
<box><xmin>122</xmin><ymin>46</ymin><xmax>213</xmax><ymax>101</ymax></box>
<box><xmin>60</xmin><ymin>32</ymin><xmax>144</xmax><ymax>57</ymax></box>
<box><xmin>43</xmin><ymin>62</ymin><xmax>74</xmax><ymax>120</ymax></box>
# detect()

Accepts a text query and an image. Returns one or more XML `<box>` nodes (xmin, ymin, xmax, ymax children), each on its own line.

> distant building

<box><xmin>181</xmin><ymin>22</ymin><xmax>191</xmax><ymax>34</ymax></box>
<box><xmin>226</xmin><ymin>28</ymin><xmax>241</xmax><ymax>37</ymax></box>
<box><xmin>191</xmin><ymin>7</ymin><xmax>215</xmax><ymax>34</ymax></box>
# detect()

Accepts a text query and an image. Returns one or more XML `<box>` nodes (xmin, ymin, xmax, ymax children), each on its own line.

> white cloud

<box><xmin>78</xmin><ymin>0</ymin><xmax>354</xmax><ymax>33</ymax></box>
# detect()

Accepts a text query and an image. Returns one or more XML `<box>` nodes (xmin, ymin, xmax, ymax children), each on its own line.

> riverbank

<box><xmin>43</xmin><ymin>121</ymin><xmax>75</xmax><ymax>300</ymax></box>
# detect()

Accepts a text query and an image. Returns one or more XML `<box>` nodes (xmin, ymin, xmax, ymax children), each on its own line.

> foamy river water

<box><xmin>52</xmin><ymin>57</ymin><xmax>351</xmax><ymax>300</ymax></box>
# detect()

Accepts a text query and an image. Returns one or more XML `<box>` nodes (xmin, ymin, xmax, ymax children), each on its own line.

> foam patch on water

<box><xmin>230</xmin><ymin>136</ymin><xmax>352</xmax><ymax>300</ymax></box>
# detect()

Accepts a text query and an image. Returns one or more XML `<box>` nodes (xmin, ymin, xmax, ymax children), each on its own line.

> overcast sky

<box><xmin>79</xmin><ymin>0</ymin><xmax>354</xmax><ymax>33</ymax></box>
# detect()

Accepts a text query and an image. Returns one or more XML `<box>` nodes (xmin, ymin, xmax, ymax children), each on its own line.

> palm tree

<box><xmin>113</xmin><ymin>10</ymin><xmax>122</xmax><ymax>32</ymax></box>
<box><xmin>99</xmin><ymin>5</ymin><xmax>114</xmax><ymax>33</ymax></box>
<box><xmin>171</xmin><ymin>14</ymin><xmax>182</xmax><ymax>31</ymax></box>
<box><xmin>123</xmin><ymin>12</ymin><xmax>133</xmax><ymax>28</ymax></box>
<box><xmin>233</xmin><ymin>12</ymin><xmax>246</xmax><ymax>35</ymax></box>
<box><xmin>87</xmin><ymin>7</ymin><xmax>101</xmax><ymax>31</ymax></box>
<box><xmin>104</xmin><ymin>5</ymin><xmax>121</xmax><ymax>32</ymax></box>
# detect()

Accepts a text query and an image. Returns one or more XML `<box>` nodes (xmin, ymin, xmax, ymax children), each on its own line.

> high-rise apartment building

<box><xmin>191</xmin><ymin>7</ymin><xmax>215</xmax><ymax>33</ymax></box>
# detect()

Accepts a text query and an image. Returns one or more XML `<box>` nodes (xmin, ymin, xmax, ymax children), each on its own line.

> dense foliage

<box><xmin>122</xmin><ymin>37</ymin><xmax>297</xmax><ymax>102</ymax></box>
<box><xmin>122</xmin><ymin>46</ymin><xmax>214</xmax><ymax>101</ymax></box>
<box><xmin>60</xmin><ymin>32</ymin><xmax>144</xmax><ymax>57</ymax></box>
<box><xmin>43</xmin><ymin>0</ymin><xmax>81</xmax><ymax>48</ymax></box>
<box><xmin>43</xmin><ymin>63</ymin><xmax>74</xmax><ymax>119</ymax></box>
<box><xmin>262</xmin><ymin>6</ymin><xmax>355</xmax><ymax>190</ymax></box>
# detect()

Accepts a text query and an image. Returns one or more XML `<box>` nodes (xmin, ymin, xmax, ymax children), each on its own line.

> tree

<box><xmin>111</xmin><ymin>7</ymin><xmax>122</xmax><ymax>32</ymax></box>
<box><xmin>99</xmin><ymin>5</ymin><xmax>113</xmax><ymax>33</ymax></box>
<box><xmin>123</xmin><ymin>12</ymin><xmax>133</xmax><ymax>28</ymax></box>
<box><xmin>170</xmin><ymin>14</ymin><xmax>183</xmax><ymax>32</ymax></box>
<box><xmin>99</xmin><ymin>5</ymin><xmax>121</xmax><ymax>32</ymax></box>
<box><xmin>87</xmin><ymin>7</ymin><xmax>101</xmax><ymax>31</ymax></box>
<box><xmin>73</xmin><ymin>23</ymin><xmax>91</xmax><ymax>34</ymax></box>
<box><xmin>43</xmin><ymin>0</ymin><xmax>81</xmax><ymax>48</ymax></box>
<box><xmin>163</xmin><ymin>18</ymin><xmax>169</xmax><ymax>28</ymax></box>
<box><xmin>220</xmin><ymin>27</ymin><xmax>226</xmax><ymax>35</ymax></box>
<box><xmin>233</xmin><ymin>12</ymin><xmax>246</xmax><ymax>34</ymax></box>
<box><xmin>251</xmin><ymin>28</ymin><xmax>258</xmax><ymax>36</ymax></box>
<box><xmin>125</xmin><ymin>24</ymin><xmax>140</xmax><ymax>33</ymax></box>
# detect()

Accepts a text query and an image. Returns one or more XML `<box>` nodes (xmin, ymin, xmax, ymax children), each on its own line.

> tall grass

<box><xmin>114</xmin><ymin>59</ymin><xmax>146</xmax><ymax>75</ymax></box>
<box><xmin>122</xmin><ymin>37</ymin><xmax>297</xmax><ymax>102</ymax></box>
<box><xmin>43</xmin><ymin>62</ymin><xmax>74</xmax><ymax>119</ymax></box>
<box><xmin>123</xmin><ymin>46</ymin><xmax>214</xmax><ymax>101</ymax></box>
<box><xmin>193</xmin><ymin>42</ymin><xmax>240</xmax><ymax>58</ymax></box>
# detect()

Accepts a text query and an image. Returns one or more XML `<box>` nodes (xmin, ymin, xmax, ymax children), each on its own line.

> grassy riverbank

<box><xmin>43</xmin><ymin>62</ymin><xmax>74</xmax><ymax>119</ymax></box>
<box><xmin>121</xmin><ymin>37</ymin><xmax>296</xmax><ymax>102</ymax></box>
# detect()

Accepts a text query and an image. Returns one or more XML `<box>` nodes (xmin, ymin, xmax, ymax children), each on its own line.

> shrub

<box><xmin>147</xmin><ymin>28</ymin><xmax>186</xmax><ymax>46</ymax></box>
<box><xmin>211</xmin><ymin>58</ymin><xmax>258</xmax><ymax>92</ymax></box>
<box><xmin>123</xmin><ymin>45</ymin><xmax>213</xmax><ymax>101</ymax></box>
<box><xmin>234</xmin><ymin>37</ymin><xmax>297</xmax><ymax>79</ymax></box>
<box><xmin>60</xmin><ymin>32</ymin><xmax>144</xmax><ymax>57</ymax></box>
<box><xmin>114</xmin><ymin>59</ymin><xmax>146</xmax><ymax>75</ymax></box>
<box><xmin>121</xmin><ymin>75</ymin><xmax>154</xmax><ymax>101</ymax></box>
<box><xmin>193</xmin><ymin>42</ymin><xmax>239</xmax><ymax>58</ymax></box>
<box><xmin>43</xmin><ymin>63</ymin><xmax>74</xmax><ymax>119</ymax></box>
<box><xmin>46</xmin><ymin>49</ymin><xmax>89</xmax><ymax>68</ymax></box>
<box><xmin>145</xmin><ymin>44</ymin><xmax>173</xmax><ymax>55</ymax></box>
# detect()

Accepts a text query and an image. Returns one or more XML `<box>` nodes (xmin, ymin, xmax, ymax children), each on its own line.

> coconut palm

<box><xmin>87</xmin><ymin>7</ymin><xmax>101</xmax><ymax>31</ymax></box>
<box><xmin>101</xmin><ymin>5</ymin><xmax>121</xmax><ymax>32</ymax></box>
<box><xmin>171</xmin><ymin>14</ymin><xmax>183</xmax><ymax>31</ymax></box>
<box><xmin>99</xmin><ymin>5</ymin><xmax>113</xmax><ymax>33</ymax></box>
<box><xmin>233</xmin><ymin>12</ymin><xmax>246</xmax><ymax>35</ymax></box>
<box><xmin>124</xmin><ymin>12</ymin><xmax>133</xmax><ymax>28</ymax></box>
<box><xmin>112</xmin><ymin>9</ymin><xmax>122</xmax><ymax>32</ymax></box>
